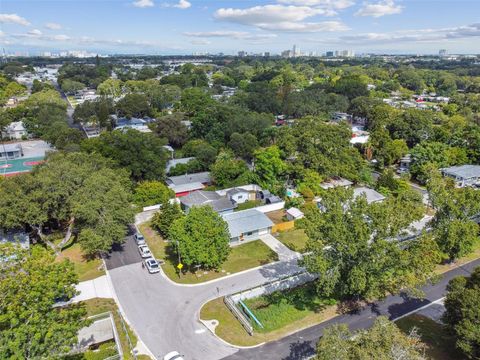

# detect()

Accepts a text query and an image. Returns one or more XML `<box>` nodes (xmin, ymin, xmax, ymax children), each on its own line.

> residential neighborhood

<box><xmin>1</xmin><ymin>1</ymin><xmax>480</xmax><ymax>360</ymax></box>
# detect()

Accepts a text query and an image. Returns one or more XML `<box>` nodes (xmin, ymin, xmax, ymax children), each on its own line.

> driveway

<box><xmin>107</xmin><ymin>235</ymin><xmax>304</xmax><ymax>360</ymax></box>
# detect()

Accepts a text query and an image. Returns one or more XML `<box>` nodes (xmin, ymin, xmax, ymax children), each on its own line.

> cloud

<box><xmin>276</xmin><ymin>0</ymin><xmax>355</xmax><ymax>10</ymax></box>
<box><xmin>132</xmin><ymin>0</ymin><xmax>154</xmax><ymax>8</ymax></box>
<box><xmin>45</xmin><ymin>22</ymin><xmax>62</xmax><ymax>30</ymax></box>
<box><xmin>190</xmin><ymin>39</ymin><xmax>211</xmax><ymax>45</ymax></box>
<box><xmin>355</xmin><ymin>0</ymin><xmax>402</xmax><ymax>18</ymax></box>
<box><xmin>307</xmin><ymin>23</ymin><xmax>480</xmax><ymax>45</ymax></box>
<box><xmin>174</xmin><ymin>0</ymin><xmax>191</xmax><ymax>9</ymax></box>
<box><xmin>0</xmin><ymin>13</ymin><xmax>30</xmax><ymax>26</ymax></box>
<box><xmin>184</xmin><ymin>30</ymin><xmax>277</xmax><ymax>40</ymax></box>
<box><xmin>27</xmin><ymin>29</ymin><xmax>42</xmax><ymax>37</ymax></box>
<box><xmin>214</xmin><ymin>4</ymin><xmax>347</xmax><ymax>32</ymax></box>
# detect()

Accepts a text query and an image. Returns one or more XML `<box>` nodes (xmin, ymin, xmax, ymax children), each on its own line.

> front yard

<box><xmin>200</xmin><ymin>283</ymin><xmax>338</xmax><ymax>346</ymax></box>
<box><xmin>396</xmin><ymin>314</ymin><xmax>463</xmax><ymax>360</ymax></box>
<box><xmin>138</xmin><ymin>222</ymin><xmax>278</xmax><ymax>284</ymax></box>
<box><xmin>56</xmin><ymin>243</ymin><xmax>104</xmax><ymax>282</ymax></box>
<box><xmin>275</xmin><ymin>229</ymin><xmax>309</xmax><ymax>253</ymax></box>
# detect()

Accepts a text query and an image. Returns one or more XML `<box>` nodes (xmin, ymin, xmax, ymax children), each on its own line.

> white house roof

<box><xmin>6</xmin><ymin>121</ymin><xmax>25</xmax><ymax>132</ymax></box>
<box><xmin>222</xmin><ymin>209</ymin><xmax>274</xmax><ymax>239</ymax></box>
<box><xmin>441</xmin><ymin>165</ymin><xmax>480</xmax><ymax>180</ymax></box>
<box><xmin>353</xmin><ymin>187</ymin><xmax>386</xmax><ymax>204</ymax></box>
<box><xmin>320</xmin><ymin>177</ymin><xmax>353</xmax><ymax>190</ymax></box>
<box><xmin>286</xmin><ymin>207</ymin><xmax>304</xmax><ymax>218</ymax></box>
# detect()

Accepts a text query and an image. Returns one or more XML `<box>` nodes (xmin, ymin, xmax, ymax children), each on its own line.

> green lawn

<box><xmin>56</xmin><ymin>243</ymin><xmax>104</xmax><ymax>282</ymax></box>
<box><xmin>82</xmin><ymin>298</ymin><xmax>150</xmax><ymax>360</ymax></box>
<box><xmin>396</xmin><ymin>314</ymin><xmax>464</xmax><ymax>360</ymax></box>
<box><xmin>138</xmin><ymin>222</ymin><xmax>278</xmax><ymax>284</ymax></box>
<box><xmin>244</xmin><ymin>283</ymin><xmax>337</xmax><ymax>333</ymax></box>
<box><xmin>276</xmin><ymin>229</ymin><xmax>309</xmax><ymax>252</ymax></box>
<box><xmin>63</xmin><ymin>341</ymin><xmax>118</xmax><ymax>360</ymax></box>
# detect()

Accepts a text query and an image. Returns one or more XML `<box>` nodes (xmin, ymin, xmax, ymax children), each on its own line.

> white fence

<box><xmin>255</xmin><ymin>201</ymin><xmax>285</xmax><ymax>214</ymax></box>
<box><xmin>231</xmin><ymin>272</ymin><xmax>317</xmax><ymax>303</ymax></box>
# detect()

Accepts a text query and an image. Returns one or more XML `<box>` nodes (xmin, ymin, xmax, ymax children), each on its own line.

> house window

<box><xmin>237</xmin><ymin>195</ymin><xmax>243</xmax><ymax>199</ymax></box>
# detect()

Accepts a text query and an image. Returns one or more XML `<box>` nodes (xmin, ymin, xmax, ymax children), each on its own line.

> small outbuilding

<box><xmin>286</xmin><ymin>207</ymin><xmax>304</xmax><ymax>221</ymax></box>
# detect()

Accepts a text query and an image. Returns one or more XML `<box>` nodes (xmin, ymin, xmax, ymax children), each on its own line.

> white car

<box><xmin>134</xmin><ymin>232</ymin><xmax>145</xmax><ymax>245</ymax></box>
<box><xmin>138</xmin><ymin>244</ymin><xmax>152</xmax><ymax>258</ymax></box>
<box><xmin>144</xmin><ymin>258</ymin><xmax>160</xmax><ymax>274</ymax></box>
<box><xmin>163</xmin><ymin>351</ymin><xmax>184</xmax><ymax>360</ymax></box>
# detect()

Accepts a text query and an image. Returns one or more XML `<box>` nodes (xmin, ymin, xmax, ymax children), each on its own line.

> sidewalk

<box><xmin>259</xmin><ymin>234</ymin><xmax>301</xmax><ymax>261</ymax></box>
<box><xmin>72</xmin><ymin>275</ymin><xmax>113</xmax><ymax>303</ymax></box>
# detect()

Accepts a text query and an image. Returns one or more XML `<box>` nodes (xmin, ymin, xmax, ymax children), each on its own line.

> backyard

<box><xmin>55</xmin><ymin>241</ymin><xmax>104</xmax><ymax>282</ymax></box>
<box><xmin>275</xmin><ymin>229</ymin><xmax>309</xmax><ymax>253</ymax></box>
<box><xmin>138</xmin><ymin>222</ymin><xmax>278</xmax><ymax>284</ymax></box>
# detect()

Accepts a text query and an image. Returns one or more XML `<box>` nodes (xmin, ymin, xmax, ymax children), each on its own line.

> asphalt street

<box><xmin>224</xmin><ymin>259</ymin><xmax>480</xmax><ymax>360</ymax></box>
<box><xmin>107</xmin><ymin>235</ymin><xmax>304</xmax><ymax>360</ymax></box>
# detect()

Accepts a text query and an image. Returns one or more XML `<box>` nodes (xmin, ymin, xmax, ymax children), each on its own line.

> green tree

<box><xmin>254</xmin><ymin>145</ymin><xmax>287</xmax><ymax>193</ymax></box>
<box><xmin>443</xmin><ymin>267</ymin><xmax>480</xmax><ymax>359</ymax></box>
<box><xmin>0</xmin><ymin>244</ymin><xmax>88</xmax><ymax>359</ymax></box>
<box><xmin>61</xmin><ymin>79</ymin><xmax>86</xmax><ymax>94</ymax></box>
<box><xmin>153</xmin><ymin>113</ymin><xmax>189</xmax><ymax>148</ymax></box>
<box><xmin>228</xmin><ymin>132</ymin><xmax>259</xmax><ymax>160</ymax></box>
<box><xmin>316</xmin><ymin>317</ymin><xmax>426</xmax><ymax>360</ymax></box>
<box><xmin>97</xmin><ymin>78</ymin><xmax>123</xmax><ymax>98</ymax></box>
<box><xmin>151</xmin><ymin>201</ymin><xmax>184</xmax><ymax>238</ymax></box>
<box><xmin>81</xmin><ymin>129</ymin><xmax>169</xmax><ymax>181</ymax></box>
<box><xmin>115</xmin><ymin>93</ymin><xmax>150</xmax><ymax>118</ymax></box>
<box><xmin>302</xmin><ymin>188</ymin><xmax>439</xmax><ymax>300</ymax></box>
<box><xmin>134</xmin><ymin>181</ymin><xmax>173</xmax><ymax>207</ymax></box>
<box><xmin>427</xmin><ymin>170</ymin><xmax>480</xmax><ymax>261</ymax></box>
<box><xmin>169</xmin><ymin>206</ymin><xmax>230</xmax><ymax>269</ymax></box>
<box><xmin>211</xmin><ymin>151</ymin><xmax>249</xmax><ymax>188</ymax></box>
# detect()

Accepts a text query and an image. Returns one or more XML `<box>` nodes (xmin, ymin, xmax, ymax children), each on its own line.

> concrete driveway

<box><xmin>107</xmin><ymin>235</ymin><xmax>304</xmax><ymax>360</ymax></box>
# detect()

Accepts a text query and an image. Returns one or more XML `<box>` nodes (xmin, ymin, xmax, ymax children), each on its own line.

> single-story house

<box><xmin>114</xmin><ymin>117</ymin><xmax>152</xmax><ymax>133</ymax></box>
<box><xmin>441</xmin><ymin>165</ymin><xmax>480</xmax><ymax>188</ymax></box>
<box><xmin>3</xmin><ymin>121</ymin><xmax>27</xmax><ymax>140</ymax></box>
<box><xmin>353</xmin><ymin>187</ymin><xmax>386</xmax><ymax>204</ymax></box>
<box><xmin>286</xmin><ymin>207</ymin><xmax>304</xmax><ymax>221</ymax></box>
<box><xmin>226</xmin><ymin>188</ymin><xmax>250</xmax><ymax>204</ymax></box>
<box><xmin>166</xmin><ymin>171</ymin><xmax>212</xmax><ymax>197</ymax></box>
<box><xmin>168</xmin><ymin>182</ymin><xmax>205</xmax><ymax>197</ymax></box>
<box><xmin>320</xmin><ymin>177</ymin><xmax>353</xmax><ymax>190</ymax></box>
<box><xmin>0</xmin><ymin>143</ymin><xmax>23</xmax><ymax>160</ymax></box>
<box><xmin>180</xmin><ymin>190</ymin><xmax>237</xmax><ymax>214</ymax></box>
<box><xmin>223</xmin><ymin>209</ymin><xmax>274</xmax><ymax>244</ymax></box>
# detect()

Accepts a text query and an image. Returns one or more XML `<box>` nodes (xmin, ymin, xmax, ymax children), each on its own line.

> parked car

<box><xmin>144</xmin><ymin>258</ymin><xmax>160</xmax><ymax>274</ymax></box>
<box><xmin>138</xmin><ymin>244</ymin><xmax>152</xmax><ymax>258</ymax></box>
<box><xmin>164</xmin><ymin>351</ymin><xmax>184</xmax><ymax>360</ymax></box>
<box><xmin>134</xmin><ymin>232</ymin><xmax>145</xmax><ymax>245</ymax></box>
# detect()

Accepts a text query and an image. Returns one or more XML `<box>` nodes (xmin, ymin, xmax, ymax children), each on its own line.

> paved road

<box><xmin>224</xmin><ymin>259</ymin><xmax>480</xmax><ymax>360</ymax></box>
<box><xmin>107</xmin><ymin>235</ymin><xmax>304</xmax><ymax>360</ymax></box>
<box><xmin>104</xmin><ymin>225</ymin><xmax>139</xmax><ymax>270</ymax></box>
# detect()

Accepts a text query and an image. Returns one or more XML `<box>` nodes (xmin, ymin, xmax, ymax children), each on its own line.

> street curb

<box><xmin>103</xmin><ymin>259</ymin><xmax>158</xmax><ymax>360</ymax></box>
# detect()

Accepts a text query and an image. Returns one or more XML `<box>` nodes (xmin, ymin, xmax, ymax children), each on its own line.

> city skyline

<box><xmin>1</xmin><ymin>0</ymin><xmax>480</xmax><ymax>55</ymax></box>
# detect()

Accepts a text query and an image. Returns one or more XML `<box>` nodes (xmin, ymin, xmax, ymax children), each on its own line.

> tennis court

<box><xmin>0</xmin><ymin>156</ymin><xmax>45</xmax><ymax>176</ymax></box>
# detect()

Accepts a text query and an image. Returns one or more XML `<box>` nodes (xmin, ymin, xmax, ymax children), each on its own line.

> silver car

<box><xmin>144</xmin><ymin>258</ymin><xmax>160</xmax><ymax>274</ymax></box>
<box><xmin>134</xmin><ymin>232</ymin><xmax>145</xmax><ymax>245</ymax></box>
<box><xmin>138</xmin><ymin>244</ymin><xmax>152</xmax><ymax>258</ymax></box>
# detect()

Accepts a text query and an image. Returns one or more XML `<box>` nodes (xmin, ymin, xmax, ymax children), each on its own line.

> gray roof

<box><xmin>181</xmin><ymin>190</ymin><xmax>236</xmax><ymax>213</ymax></box>
<box><xmin>168</xmin><ymin>182</ymin><xmax>205</xmax><ymax>194</ymax></box>
<box><xmin>353</xmin><ymin>187</ymin><xmax>386</xmax><ymax>204</ymax></box>
<box><xmin>222</xmin><ymin>209</ymin><xmax>274</xmax><ymax>238</ymax></box>
<box><xmin>320</xmin><ymin>177</ymin><xmax>353</xmax><ymax>190</ymax></box>
<box><xmin>441</xmin><ymin>165</ymin><xmax>480</xmax><ymax>179</ymax></box>
<box><xmin>166</xmin><ymin>172</ymin><xmax>211</xmax><ymax>186</ymax></box>
<box><xmin>226</xmin><ymin>187</ymin><xmax>249</xmax><ymax>196</ymax></box>
<box><xmin>1</xmin><ymin>143</ymin><xmax>22</xmax><ymax>152</ymax></box>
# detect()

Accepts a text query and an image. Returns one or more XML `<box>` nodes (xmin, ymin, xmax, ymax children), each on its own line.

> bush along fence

<box><xmin>224</xmin><ymin>271</ymin><xmax>317</xmax><ymax>335</ymax></box>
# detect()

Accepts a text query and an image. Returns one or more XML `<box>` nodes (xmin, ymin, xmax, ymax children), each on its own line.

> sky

<box><xmin>0</xmin><ymin>0</ymin><xmax>479</xmax><ymax>55</ymax></box>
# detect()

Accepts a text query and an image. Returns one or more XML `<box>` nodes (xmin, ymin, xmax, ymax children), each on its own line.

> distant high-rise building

<box><xmin>335</xmin><ymin>50</ymin><xmax>355</xmax><ymax>57</ymax></box>
<box><xmin>281</xmin><ymin>50</ymin><xmax>293</xmax><ymax>58</ymax></box>
<box><xmin>439</xmin><ymin>49</ymin><xmax>448</xmax><ymax>57</ymax></box>
<box><xmin>264</xmin><ymin>52</ymin><xmax>270</xmax><ymax>57</ymax></box>
<box><xmin>326</xmin><ymin>51</ymin><xmax>334</xmax><ymax>57</ymax></box>
<box><xmin>238</xmin><ymin>51</ymin><xmax>247</xmax><ymax>57</ymax></box>
<box><xmin>292</xmin><ymin>44</ymin><xmax>301</xmax><ymax>57</ymax></box>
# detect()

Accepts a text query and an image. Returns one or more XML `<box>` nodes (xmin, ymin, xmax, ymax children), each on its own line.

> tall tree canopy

<box><xmin>0</xmin><ymin>244</ymin><xmax>87</xmax><ymax>359</ymax></box>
